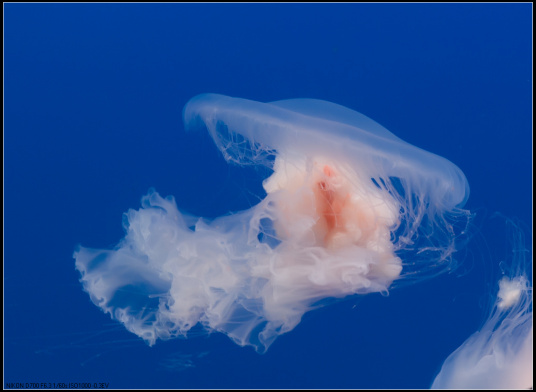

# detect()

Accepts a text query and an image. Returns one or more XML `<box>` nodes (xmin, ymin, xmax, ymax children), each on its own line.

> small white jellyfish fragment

<box><xmin>74</xmin><ymin>94</ymin><xmax>471</xmax><ymax>352</ymax></box>
<box><xmin>432</xmin><ymin>221</ymin><xmax>533</xmax><ymax>389</ymax></box>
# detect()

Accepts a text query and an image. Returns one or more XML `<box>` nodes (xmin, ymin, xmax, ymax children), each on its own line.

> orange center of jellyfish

<box><xmin>314</xmin><ymin>165</ymin><xmax>351</xmax><ymax>246</ymax></box>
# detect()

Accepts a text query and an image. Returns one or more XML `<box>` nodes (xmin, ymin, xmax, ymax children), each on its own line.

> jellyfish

<box><xmin>74</xmin><ymin>94</ymin><xmax>471</xmax><ymax>353</ymax></box>
<box><xmin>432</xmin><ymin>219</ymin><xmax>533</xmax><ymax>389</ymax></box>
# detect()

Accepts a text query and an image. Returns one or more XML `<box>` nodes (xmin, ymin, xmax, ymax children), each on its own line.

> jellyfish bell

<box><xmin>74</xmin><ymin>94</ymin><xmax>471</xmax><ymax>353</ymax></box>
<box><xmin>183</xmin><ymin>94</ymin><xmax>469</xmax><ymax>210</ymax></box>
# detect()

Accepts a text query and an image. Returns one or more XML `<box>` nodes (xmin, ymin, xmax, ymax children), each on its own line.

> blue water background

<box><xmin>4</xmin><ymin>4</ymin><xmax>531</xmax><ymax>389</ymax></box>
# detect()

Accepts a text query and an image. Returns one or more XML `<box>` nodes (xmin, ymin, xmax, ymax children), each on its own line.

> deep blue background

<box><xmin>5</xmin><ymin>4</ymin><xmax>531</xmax><ymax>389</ymax></box>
